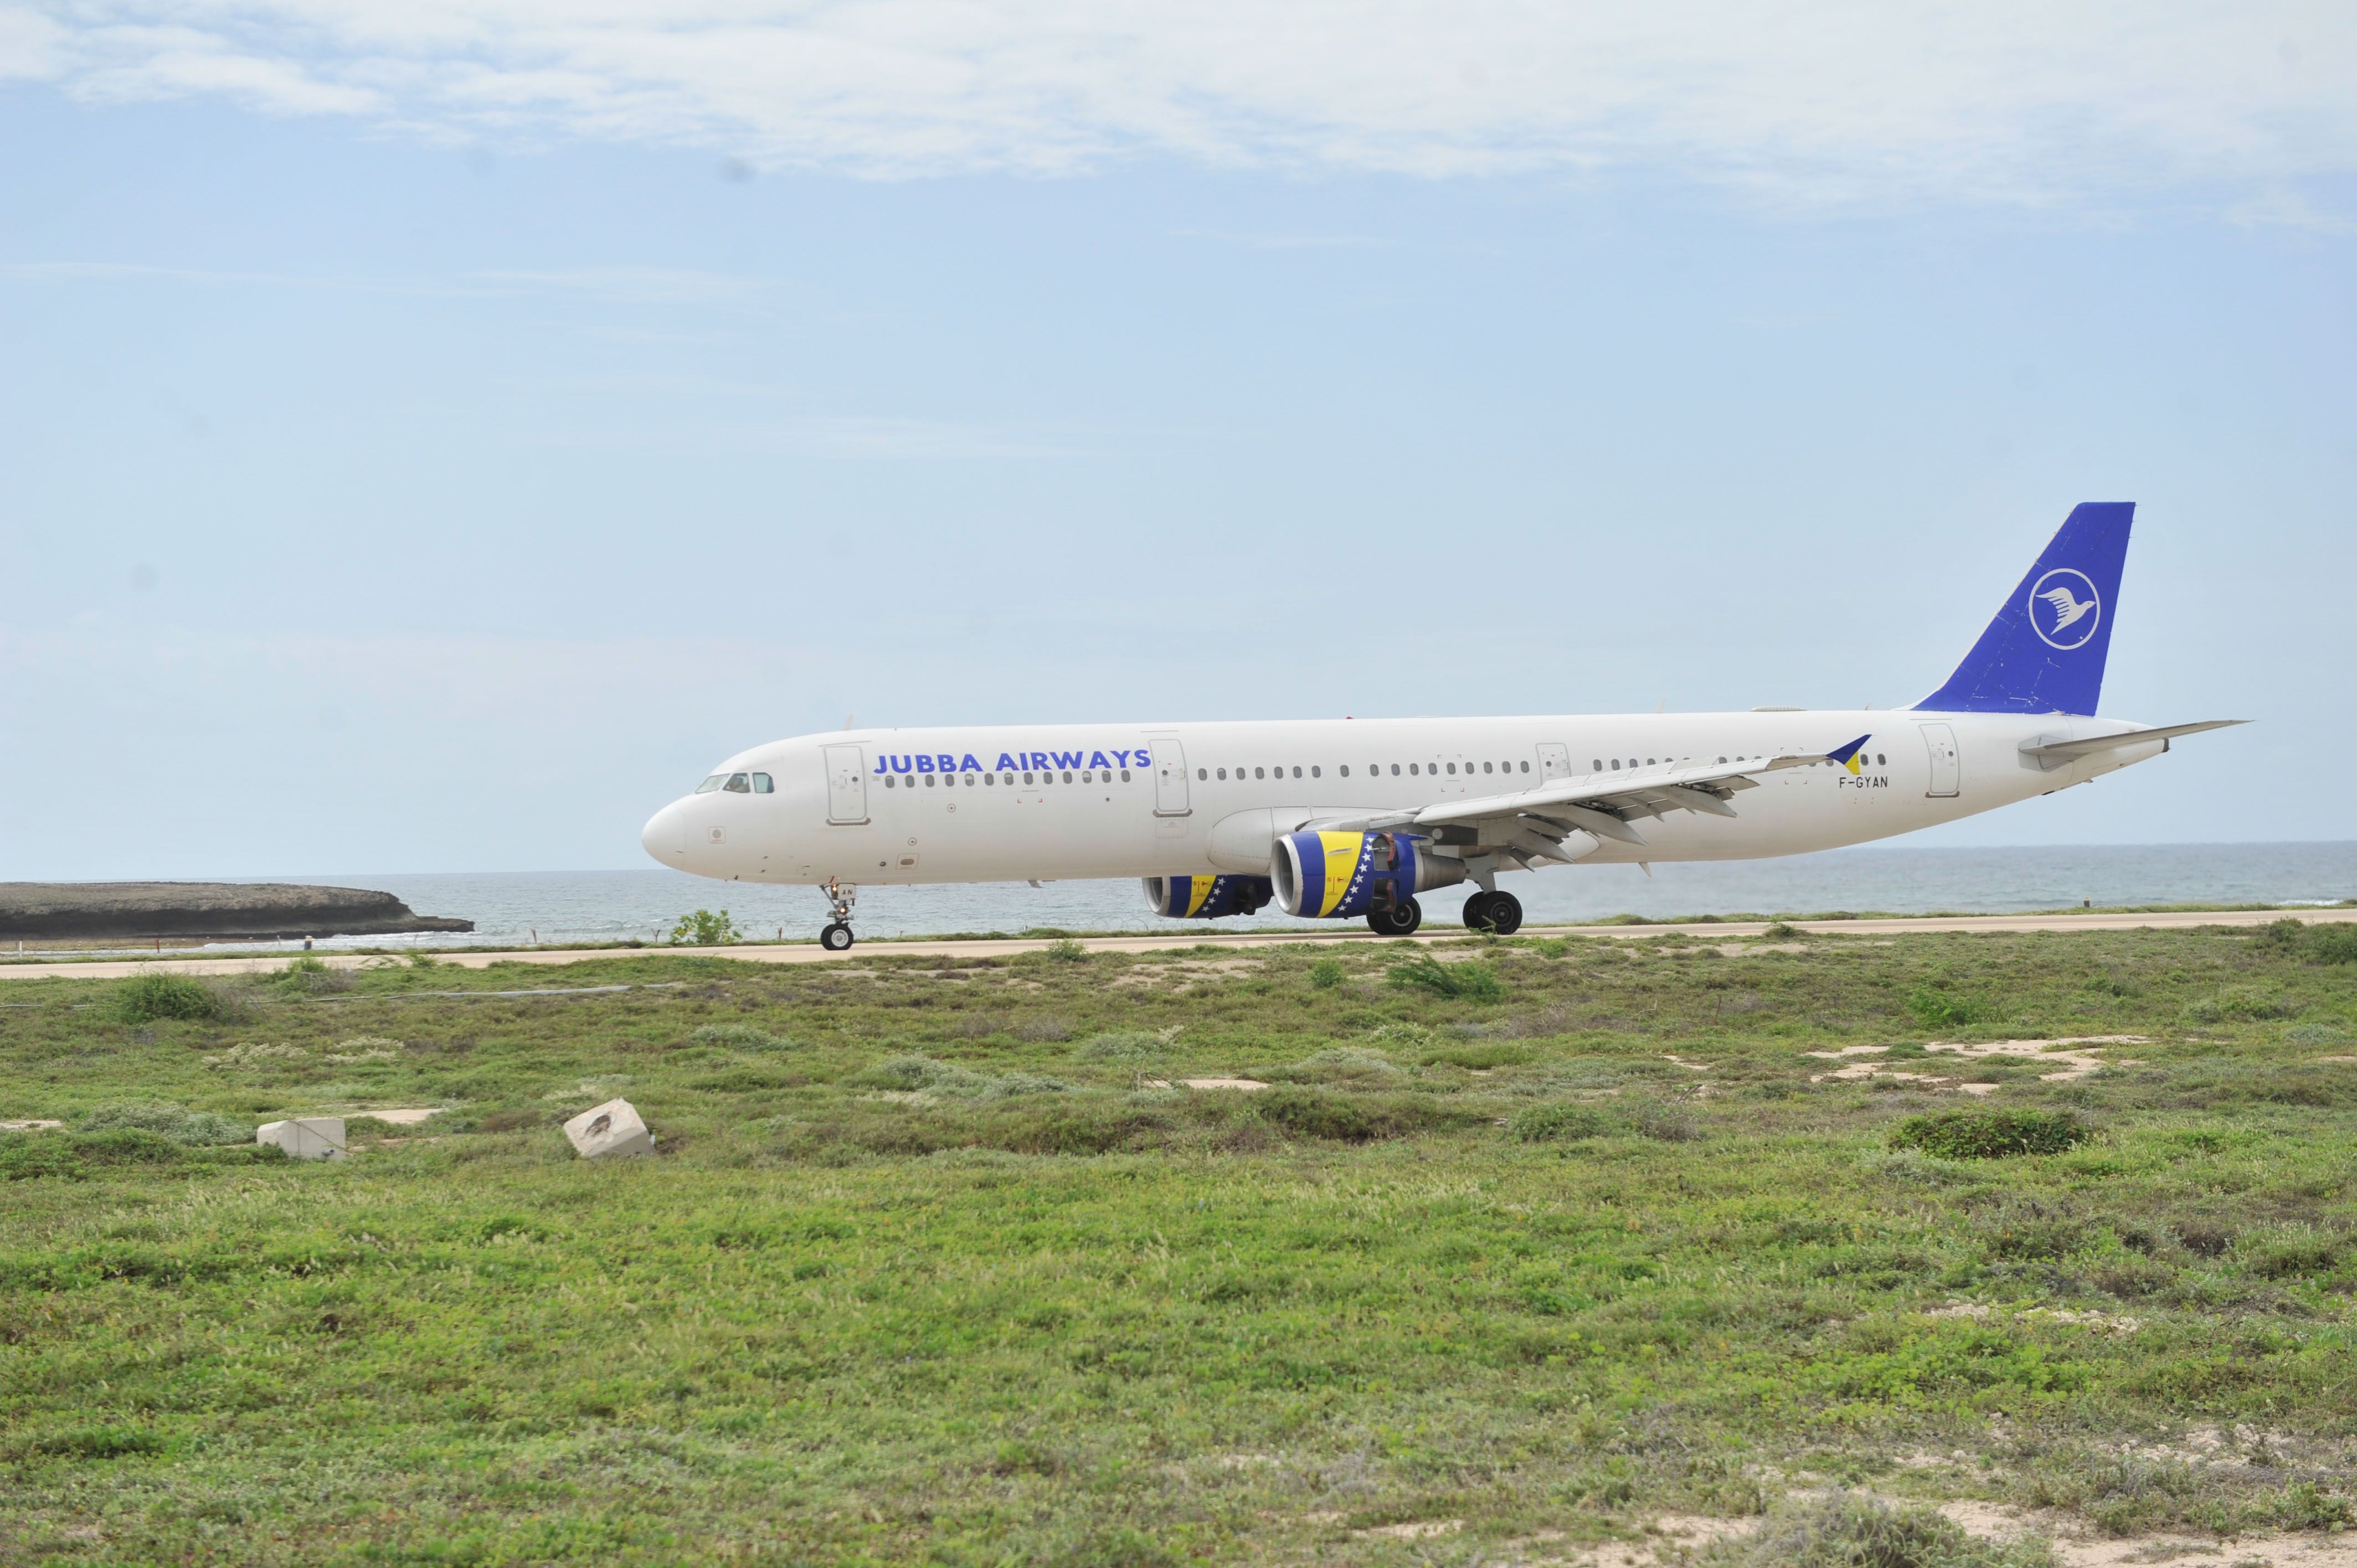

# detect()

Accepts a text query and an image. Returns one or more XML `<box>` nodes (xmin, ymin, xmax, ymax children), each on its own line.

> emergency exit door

<box><xmin>1536</xmin><ymin>742</ymin><xmax>1573</xmax><ymax>781</ymax></box>
<box><xmin>1146</xmin><ymin>735</ymin><xmax>1190</xmax><ymax>816</ymax></box>
<box><xmin>1919</xmin><ymin>724</ymin><xmax>1960</xmax><ymax>798</ymax></box>
<box><xmin>822</xmin><ymin>745</ymin><xmax>869</xmax><ymax>823</ymax></box>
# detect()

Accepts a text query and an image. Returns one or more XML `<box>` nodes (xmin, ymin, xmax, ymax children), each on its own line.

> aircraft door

<box><xmin>822</xmin><ymin>745</ymin><xmax>870</xmax><ymax>823</ymax></box>
<box><xmin>1146</xmin><ymin>735</ymin><xmax>1190</xmax><ymax>816</ymax></box>
<box><xmin>1919</xmin><ymin>724</ymin><xmax>1960</xmax><ymax>798</ymax></box>
<box><xmin>1536</xmin><ymin>742</ymin><xmax>1573</xmax><ymax>781</ymax></box>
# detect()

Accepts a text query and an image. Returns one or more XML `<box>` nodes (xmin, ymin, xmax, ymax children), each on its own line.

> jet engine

<box><xmin>1143</xmin><ymin>874</ymin><xmax>1273</xmax><ymax>919</ymax></box>
<box><xmin>1269</xmin><ymin>830</ymin><xmax>1465</xmax><ymax>919</ymax></box>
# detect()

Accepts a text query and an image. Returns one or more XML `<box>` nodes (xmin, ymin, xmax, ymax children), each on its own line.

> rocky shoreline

<box><xmin>0</xmin><ymin>883</ymin><xmax>474</xmax><ymax>942</ymax></box>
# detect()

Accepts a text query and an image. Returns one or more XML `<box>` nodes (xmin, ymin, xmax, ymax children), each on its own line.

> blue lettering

<box><xmin>915</xmin><ymin>755</ymin><xmax>934</xmax><ymax>773</ymax></box>
<box><xmin>872</xmin><ymin>757</ymin><xmax>888</xmax><ymax>774</ymax></box>
<box><xmin>960</xmin><ymin>754</ymin><xmax>981</xmax><ymax>772</ymax></box>
<box><xmin>1087</xmin><ymin>751</ymin><xmax>1110</xmax><ymax>769</ymax></box>
<box><xmin>1027</xmin><ymin>752</ymin><xmax>1047</xmax><ymax>770</ymax></box>
<box><xmin>889</xmin><ymin>755</ymin><xmax>911</xmax><ymax>774</ymax></box>
<box><xmin>938</xmin><ymin>754</ymin><xmax>955</xmax><ymax>773</ymax></box>
<box><xmin>1111</xmin><ymin>749</ymin><xmax>1132</xmax><ymax>766</ymax></box>
<box><xmin>1134</xmin><ymin>747</ymin><xmax>1151</xmax><ymax>767</ymax></box>
<box><xmin>995</xmin><ymin>752</ymin><xmax>1018</xmax><ymax>771</ymax></box>
<box><xmin>1052</xmin><ymin>750</ymin><xmax>1083</xmax><ymax>769</ymax></box>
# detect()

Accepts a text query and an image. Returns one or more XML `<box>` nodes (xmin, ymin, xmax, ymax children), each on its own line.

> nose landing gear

<box><xmin>819</xmin><ymin>880</ymin><xmax>858</xmax><ymax>952</ymax></box>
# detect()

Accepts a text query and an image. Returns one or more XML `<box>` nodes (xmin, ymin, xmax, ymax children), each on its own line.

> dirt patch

<box><xmin>0</xmin><ymin>1118</ymin><xmax>64</xmax><ymax>1131</ymax></box>
<box><xmin>1141</xmin><ymin>1077</ymin><xmax>1269</xmax><ymax>1092</ymax></box>
<box><xmin>1941</xmin><ymin>1499</ymin><xmax>2357</xmax><ymax>1568</ymax></box>
<box><xmin>1808</xmin><ymin>1036</ymin><xmax>2145</xmax><ymax>1091</ymax></box>
<box><xmin>353</xmin><ymin>1107</ymin><xmax>443</xmax><ymax>1126</ymax></box>
<box><xmin>1355</xmin><ymin>1518</ymin><xmax>1463</xmax><ymax>1540</ymax></box>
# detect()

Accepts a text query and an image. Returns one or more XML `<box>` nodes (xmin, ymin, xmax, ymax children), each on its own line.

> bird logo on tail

<box><xmin>2026</xmin><ymin>568</ymin><xmax>2103</xmax><ymax>650</ymax></box>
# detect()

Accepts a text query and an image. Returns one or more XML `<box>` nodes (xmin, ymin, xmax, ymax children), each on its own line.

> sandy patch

<box><xmin>2314</xmin><ymin>1056</ymin><xmax>2357</xmax><ymax>1064</ymax></box>
<box><xmin>354</xmin><ymin>1107</ymin><xmax>442</xmax><ymax>1125</ymax></box>
<box><xmin>1145</xmin><ymin>1077</ymin><xmax>1269</xmax><ymax>1092</ymax></box>
<box><xmin>1922</xmin><ymin>1302</ymin><xmax>2139</xmax><ymax>1334</ymax></box>
<box><xmin>0</xmin><ymin>1118</ymin><xmax>63</xmax><ymax>1131</ymax></box>
<box><xmin>1355</xmin><ymin>1519</ymin><xmax>1464</xmax><ymax>1540</ymax></box>
<box><xmin>1662</xmin><ymin>1054</ymin><xmax>1711</xmax><ymax>1071</ymax></box>
<box><xmin>1942</xmin><ymin>1499</ymin><xmax>2357</xmax><ymax>1568</ymax></box>
<box><xmin>1808</xmin><ymin>1035</ymin><xmax>2145</xmax><ymax>1091</ymax></box>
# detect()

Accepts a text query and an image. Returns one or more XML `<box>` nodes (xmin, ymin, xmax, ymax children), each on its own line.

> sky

<box><xmin>2</xmin><ymin>1</ymin><xmax>2353</xmax><ymax>879</ymax></box>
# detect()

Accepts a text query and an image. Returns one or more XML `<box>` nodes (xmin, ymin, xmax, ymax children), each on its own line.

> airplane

<box><xmin>642</xmin><ymin>503</ymin><xmax>2240</xmax><ymax>952</ymax></box>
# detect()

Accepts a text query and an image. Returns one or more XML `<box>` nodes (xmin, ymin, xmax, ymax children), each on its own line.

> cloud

<box><xmin>9</xmin><ymin>1</ymin><xmax>2357</xmax><ymax>208</ymax></box>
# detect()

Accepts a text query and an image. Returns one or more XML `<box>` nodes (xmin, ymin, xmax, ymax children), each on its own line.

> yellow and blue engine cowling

<box><xmin>1142</xmin><ymin>874</ymin><xmax>1273</xmax><ymax>919</ymax></box>
<box><xmin>1270</xmin><ymin>829</ymin><xmax>1463</xmax><ymax>919</ymax></box>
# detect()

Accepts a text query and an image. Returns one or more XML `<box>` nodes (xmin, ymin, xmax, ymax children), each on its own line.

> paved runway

<box><xmin>1</xmin><ymin>904</ymin><xmax>2348</xmax><ymax>981</ymax></box>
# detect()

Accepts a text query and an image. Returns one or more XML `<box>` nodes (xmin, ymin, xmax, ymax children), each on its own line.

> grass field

<box><xmin>2</xmin><ymin>921</ymin><xmax>2355</xmax><ymax>1564</ymax></box>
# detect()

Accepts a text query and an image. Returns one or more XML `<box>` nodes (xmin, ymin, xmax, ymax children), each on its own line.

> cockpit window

<box><xmin>752</xmin><ymin>773</ymin><xmax>773</xmax><ymax>793</ymax></box>
<box><xmin>723</xmin><ymin>772</ymin><xmax>751</xmax><ymax>793</ymax></box>
<box><xmin>694</xmin><ymin>775</ymin><xmax>726</xmax><ymax>793</ymax></box>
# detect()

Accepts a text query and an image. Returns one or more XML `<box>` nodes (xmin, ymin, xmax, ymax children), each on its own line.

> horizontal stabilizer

<box><xmin>2018</xmin><ymin>720</ymin><xmax>2246</xmax><ymax>764</ymax></box>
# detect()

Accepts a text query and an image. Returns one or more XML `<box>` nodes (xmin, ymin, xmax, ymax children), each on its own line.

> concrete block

<box><xmin>258</xmin><ymin>1117</ymin><xmax>347</xmax><ymax>1161</ymax></box>
<box><xmin>564</xmin><ymin>1098</ymin><xmax>654</xmax><ymax>1159</ymax></box>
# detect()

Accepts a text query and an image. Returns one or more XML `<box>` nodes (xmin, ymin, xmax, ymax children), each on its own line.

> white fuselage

<box><xmin>640</xmin><ymin>710</ymin><xmax>2165</xmax><ymax>893</ymax></box>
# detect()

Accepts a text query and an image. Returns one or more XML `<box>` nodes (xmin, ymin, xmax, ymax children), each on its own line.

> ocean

<box><xmin>195</xmin><ymin>842</ymin><xmax>2357</xmax><ymax>952</ymax></box>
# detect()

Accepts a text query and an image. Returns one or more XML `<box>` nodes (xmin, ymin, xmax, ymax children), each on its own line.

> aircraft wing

<box><xmin>1313</xmin><ymin>735</ymin><xmax>1874</xmax><ymax>866</ymax></box>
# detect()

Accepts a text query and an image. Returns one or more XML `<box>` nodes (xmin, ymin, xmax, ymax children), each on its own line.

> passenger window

<box><xmin>1311</xmin><ymin>766</ymin><xmax>1321</xmax><ymax>778</ymax></box>
<box><xmin>1023</xmin><ymin>772</ymin><xmax>1035</xmax><ymax>784</ymax></box>
<box><xmin>1120</xmin><ymin>769</ymin><xmax>1131</xmax><ymax>781</ymax></box>
<box><xmin>1520</xmin><ymin>761</ymin><xmax>1530</xmax><ymax>772</ymax></box>
<box><xmin>1409</xmin><ymin>764</ymin><xmax>1419</xmax><ymax>776</ymax></box>
<box><xmin>752</xmin><ymin>772</ymin><xmax>773</xmax><ymax>793</ymax></box>
<box><xmin>1876</xmin><ymin>752</ymin><xmax>1886</xmax><ymax>766</ymax></box>
<box><xmin>884</xmin><ymin>775</ymin><xmax>896</xmax><ymax>788</ymax></box>
<box><xmin>1255</xmin><ymin>767</ymin><xmax>1264</xmax><ymax>780</ymax></box>
<box><xmin>984</xmin><ymin>773</ymin><xmax>995</xmax><ymax>786</ymax></box>
<box><xmin>1291</xmin><ymin>766</ymin><xmax>1301</xmax><ymax>778</ymax></box>
<box><xmin>1481</xmin><ymin>761</ymin><xmax>1491</xmax><ymax>773</ymax></box>
<box><xmin>1062</xmin><ymin>771</ymin><xmax>1074</xmax><ymax>783</ymax></box>
<box><xmin>1340</xmin><ymin>766</ymin><xmax>1349</xmax><ymax>777</ymax></box>
<box><xmin>1592</xmin><ymin>759</ymin><xmax>1602</xmax><ymax>771</ymax></box>
<box><xmin>1217</xmin><ymin>767</ymin><xmax>1227</xmax><ymax>780</ymax></box>
<box><xmin>1197</xmin><ymin>768</ymin><xmax>1207</xmax><ymax>780</ymax></box>
<box><xmin>964</xmin><ymin>773</ymin><xmax>975</xmax><ymax>786</ymax></box>
<box><xmin>724</xmin><ymin>772</ymin><xmax>750</xmax><ymax>792</ymax></box>
<box><xmin>1390</xmin><ymin>764</ymin><xmax>1400</xmax><ymax>776</ymax></box>
<box><xmin>1611</xmin><ymin>760</ymin><xmax>1621</xmax><ymax>770</ymax></box>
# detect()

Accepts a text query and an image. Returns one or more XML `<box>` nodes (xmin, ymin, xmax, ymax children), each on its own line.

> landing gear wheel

<box><xmin>1465</xmin><ymin>890</ymin><xmax>1524</xmax><ymax>936</ymax></box>
<box><xmin>820</xmin><ymin>922</ymin><xmax>855</xmax><ymax>952</ymax></box>
<box><xmin>1366</xmin><ymin>897</ymin><xmax>1423</xmax><ymax>937</ymax></box>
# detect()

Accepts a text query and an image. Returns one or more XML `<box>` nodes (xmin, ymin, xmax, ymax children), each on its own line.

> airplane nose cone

<box><xmin>641</xmin><ymin>800</ymin><xmax>689</xmax><ymax>865</ymax></box>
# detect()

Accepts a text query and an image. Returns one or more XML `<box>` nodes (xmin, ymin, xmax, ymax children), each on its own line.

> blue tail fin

<box><xmin>1916</xmin><ymin>503</ymin><xmax>2133</xmax><ymax>716</ymax></box>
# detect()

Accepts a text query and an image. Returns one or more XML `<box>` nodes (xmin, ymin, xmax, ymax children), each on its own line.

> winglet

<box><xmin>1826</xmin><ymin>734</ymin><xmax>1871</xmax><ymax>776</ymax></box>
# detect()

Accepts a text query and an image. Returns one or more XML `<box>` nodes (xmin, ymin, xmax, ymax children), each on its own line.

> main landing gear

<box><xmin>1366</xmin><ymin>897</ymin><xmax>1423</xmax><ymax>937</ymax></box>
<box><xmin>1462</xmin><ymin>890</ymin><xmax>1524</xmax><ymax>936</ymax></box>
<box><xmin>819</xmin><ymin>880</ymin><xmax>857</xmax><ymax>952</ymax></box>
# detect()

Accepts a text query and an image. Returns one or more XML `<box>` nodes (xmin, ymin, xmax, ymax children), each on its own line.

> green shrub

<box><xmin>1761</xmin><ymin>921</ymin><xmax>1804</xmax><ymax>941</ymax></box>
<box><xmin>1623</xmin><ymin>1095</ymin><xmax>1703</xmax><ymax>1142</ymax></box>
<box><xmin>1308</xmin><ymin>958</ymin><xmax>1346</xmax><ymax>989</ymax></box>
<box><xmin>271</xmin><ymin>955</ymin><xmax>351</xmax><ymax>996</ymax></box>
<box><xmin>1885</xmin><ymin>1041</ymin><xmax>1929</xmax><ymax>1060</ymax></box>
<box><xmin>2309</xmin><ymin>925</ymin><xmax>2357</xmax><ymax>965</ymax></box>
<box><xmin>1508</xmin><ymin>1102</ymin><xmax>1615</xmax><ymax>1142</ymax></box>
<box><xmin>1701</xmin><ymin>1492</ymin><xmax>2056</xmax><ymax>1568</ymax></box>
<box><xmin>1258</xmin><ymin>1087</ymin><xmax>1376</xmax><ymax>1142</ymax></box>
<box><xmin>78</xmin><ymin>1105</ymin><xmax>251</xmax><ymax>1146</ymax></box>
<box><xmin>668</xmin><ymin>909</ymin><xmax>740</xmax><ymax>946</ymax></box>
<box><xmin>0</xmin><ymin>1129</ymin><xmax>188</xmax><ymax>1180</ymax></box>
<box><xmin>2183</xmin><ymin>986</ymin><xmax>2297</xmax><ymax>1024</ymax></box>
<box><xmin>1075</xmin><ymin>1031</ymin><xmax>1164</xmax><ymax>1061</ymax></box>
<box><xmin>1904</xmin><ymin>988</ymin><xmax>1980</xmax><ymax>1030</ymax></box>
<box><xmin>1041</xmin><ymin>939</ymin><xmax>1087</xmax><ymax>963</ymax></box>
<box><xmin>115</xmin><ymin>972</ymin><xmax>222</xmax><ymax>1023</ymax></box>
<box><xmin>689</xmin><ymin>1023</ymin><xmax>791</xmax><ymax>1050</ymax></box>
<box><xmin>1891</xmin><ymin>1108</ymin><xmax>2091</xmax><ymax>1159</ymax></box>
<box><xmin>1387</xmin><ymin>953</ymin><xmax>1506</xmax><ymax>1003</ymax></box>
<box><xmin>855</xmin><ymin>1055</ymin><xmax>1069</xmax><ymax>1100</ymax></box>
